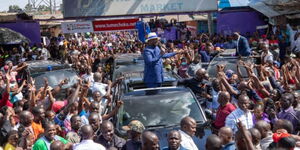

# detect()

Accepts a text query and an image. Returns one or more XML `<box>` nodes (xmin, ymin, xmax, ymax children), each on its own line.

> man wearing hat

<box><xmin>143</xmin><ymin>32</ymin><xmax>183</xmax><ymax>88</ymax></box>
<box><xmin>122</xmin><ymin>120</ymin><xmax>145</xmax><ymax>150</ymax></box>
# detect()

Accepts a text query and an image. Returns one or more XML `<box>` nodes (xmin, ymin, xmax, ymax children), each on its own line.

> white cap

<box><xmin>146</xmin><ymin>32</ymin><xmax>160</xmax><ymax>42</ymax></box>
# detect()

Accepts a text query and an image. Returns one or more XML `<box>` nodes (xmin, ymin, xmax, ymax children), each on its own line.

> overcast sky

<box><xmin>0</xmin><ymin>0</ymin><xmax>62</xmax><ymax>11</ymax></box>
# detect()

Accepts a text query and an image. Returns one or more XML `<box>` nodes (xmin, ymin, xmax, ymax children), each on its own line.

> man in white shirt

<box><xmin>254</xmin><ymin>120</ymin><xmax>273</xmax><ymax>150</ymax></box>
<box><xmin>73</xmin><ymin>125</ymin><xmax>105</xmax><ymax>150</ymax></box>
<box><xmin>82</xmin><ymin>66</ymin><xmax>94</xmax><ymax>83</ymax></box>
<box><xmin>90</xmin><ymin>72</ymin><xmax>112</xmax><ymax>97</ymax></box>
<box><xmin>261</xmin><ymin>44</ymin><xmax>273</xmax><ymax>65</ymax></box>
<box><xmin>287</xmin><ymin>24</ymin><xmax>300</xmax><ymax>51</ymax></box>
<box><xmin>179</xmin><ymin>116</ymin><xmax>198</xmax><ymax>150</ymax></box>
<box><xmin>294</xmin><ymin>33</ymin><xmax>300</xmax><ymax>53</ymax></box>
<box><xmin>225</xmin><ymin>94</ymin><xmax>253</xmax><ymax>133</ymax></box>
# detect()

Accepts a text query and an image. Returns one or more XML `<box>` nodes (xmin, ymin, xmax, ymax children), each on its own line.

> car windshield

<box><xmin>31</xmin><ymin>69</ymin><xmax>78</xmax><ymax>89</ymax></box>
<box><xmin>207</xmin><ymin>56</ymin><xmax>256</xmax><ymax>78</ymax></box>
<box><xmin>118</xmin><ymin>88</ymin><xmax>204</xmax><ymax>128</ymax></box>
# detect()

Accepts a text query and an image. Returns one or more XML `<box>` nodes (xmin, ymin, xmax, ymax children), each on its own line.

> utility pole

<box><xmin>53</xmin><ymin>0</ymin><xmax>56</xmax><ymax>14</ymax></box>
<box><xmin>207</xmin><ymin>12</ymin><xmax>214</xmax><ymax>35</ymax></box>
<box><xmin>50</xmin><ymin>0</ymin><xmax>53</xmax><ymax>14</ymax></box>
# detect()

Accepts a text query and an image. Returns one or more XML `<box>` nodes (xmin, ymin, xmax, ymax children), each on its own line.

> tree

<box><xmin>24</xmin><ymin>4</ymin><xmax>33</xmax><ymax>12</ymax></box>
<box><xmin>37</xmin><ymin>5</ymin><xmax>51</xmax><ymax>11</ymax></box>
<box><xmin>8</xmin><ymin>5</ymin><xmax>22</xmax><ymax>13</ymax></box>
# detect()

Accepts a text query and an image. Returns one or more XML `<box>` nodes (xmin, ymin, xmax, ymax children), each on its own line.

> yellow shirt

<box><xmin>4</xmin><ymin>143</ymin><xmax>15</xmax><ymax>150</ymax></box>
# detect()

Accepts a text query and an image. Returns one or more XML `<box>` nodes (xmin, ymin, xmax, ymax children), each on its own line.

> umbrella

<box><xmin>0</xmin><ymin>27</ymin><xmax>30</xmax><ymax>45</ymax></box>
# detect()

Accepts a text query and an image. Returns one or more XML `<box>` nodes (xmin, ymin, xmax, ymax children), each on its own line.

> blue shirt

<box><xmin>221</xmin><ymin>142</ymin><xmax>236</xmax><ymax>150</ymax></box>
<box><xmin>143</xmin><ymin>45</ymin><xmax>176</xmax><ymax>84</ymax></box>
<box><xmin>199</xmin><ymin>50</ymin><xmax>211</xmax><ymax>62</ymax></box>
<box><xmin>162</xmin><ymin>146</ymin><xmax>188</xmax><ymax>150</ymax></box>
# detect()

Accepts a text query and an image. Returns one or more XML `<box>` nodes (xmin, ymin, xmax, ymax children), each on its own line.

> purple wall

<box><xmin>217</xmin><ymin>10</ymin><xmax>266</xmax><ymax>36</ymax></box>
<box><xmin>0</xmin><ymin>21</ymin><xmax>41</xmax><ymax>45</ymax></box>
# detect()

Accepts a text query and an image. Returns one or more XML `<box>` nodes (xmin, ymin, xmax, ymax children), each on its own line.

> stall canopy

<box><xmin>0</xmin><ymin>27</ymin><xmax>30</xmax><ymax>45</ymax></box>
<box><xmin>219</xmin><ymin>0</ymin><xmax>251</xmax><ymax>9</ymax></box>
<box><xmin>249</xmin><ymin>0</ymin><xmax>300</xmax><ymax>18</ymax></box>
<box><xmin>63</xmin><ymin>0</ymin><xmax>218</xmax><ymax>18</ymax></box>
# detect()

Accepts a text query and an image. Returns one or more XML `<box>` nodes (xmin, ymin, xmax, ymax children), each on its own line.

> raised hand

<box><xmin>43</xmin><ymin>77</ymin><xmax>49</xmax><ymax>87</ymax></box>
<box><xmin>217</xmin><ymin>64</ymin><xmax>225</xmax><ymax>72</ymax></box>
<box><xmin>116</xmin><ymin>100</ymin><xmax>124</xmax><ymax>108</ymax></box>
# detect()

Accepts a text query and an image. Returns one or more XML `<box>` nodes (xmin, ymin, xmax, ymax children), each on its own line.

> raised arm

<box><xmin>52</xmin><ymin>78</ymin><xmax>68</xmax><ymax>97</ymax></box>
<box><xmin>249</xmin><ymin>73</ymin><xmax>270</xmax><ymax>97</ymax></box>
<box><xmin>40</xmin><ymin>77</ymin><xmax>49</xmax><ymax>101</ymax></box>
<box><xmin>63</xmin><ymin>79</ymin><xmax>81</xmax><ymax>115</ymax></box>
<box><xmin>237</xmin><ymin>121</ymin><xmax>256</xmax><ymax>150</ymax></box>
<box><xmin>102</xmin><ymin>100</ymin><xmax>123</xmax><ymax>120</ymax></box>
<box><xmin>5</xmin><ymin>72</ymin><xmax>11</xmax><ymax>94</ymax></box>
<box><xmin>219</xmin><ymin>72</ymin><xmax>239</xmax><ymax>96</ymax></box>
<box><xmin>46</xmin><ymin>87</ymin><xmax>55</xmax><ymax>111</ymax></box>
<box><xmin>13</xmin><ymin>62</ymin><xmax>28</xmax><ymax>72</ymax></box>
<box><xmin>12</xmin><ymin>80</ymin><xmax>26</xmax><ymax>96</ymax></box>
<box><xmin>78</xmin><ymin>82</ymin><xmax>91</xmax><ymax>114</ymax></box>
<box><xmin>236</xmin><ymin>61</ymin><xmax>244</xmax><ymax>81</ymax></box>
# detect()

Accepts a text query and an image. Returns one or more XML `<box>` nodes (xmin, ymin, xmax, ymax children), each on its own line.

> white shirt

<box><xmin>179</xmin><ymin>130</ymin><xmax>198</xmax><ymax>150</ymax></box>
<box><xmin>82</xmin><ymin>73</ymin><xmax>94</xmax><ymax>83</ymax></box>
<box><xmin>294</xmin><ymin>37</ymin><xmax>300</xmax><ymax>53</ymax></box>
<box><xmin>225</xmin><ymin>108</ymin><xmax>253</xmax><ymax>133</ymax></box>
<box><xmin>90</xmin><ymin>82</ymin><xmax>108</xmax><ymax>96</ymax></box>
<box><xmin>260</xmin><ymin>131</ymin><xmax>273</xmax><ymax>150</ymax></box>
<box><xmin>73</xmin><ymin>140</ymin><xmax>106</xmax><ymax>150</ymax></box>
<box><xmin>41</xmin><ymin>48</ymin><xmax>51</xmax><ymax>59</ymax></box>
<box><xmin>261</xmin><ymin>51</ymin><xmax>273</xmax><ymax>64</ymax></box>
<box><xmin>287</xmin><ymin>24</ymin><xmax>300</xmax><ymax>49</ymax></box>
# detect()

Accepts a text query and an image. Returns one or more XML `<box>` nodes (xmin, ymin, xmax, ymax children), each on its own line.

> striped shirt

<box><xmin>225</xmin><ymin>108</ymin><xmax>253</xmax><ymax>133</ymax></box>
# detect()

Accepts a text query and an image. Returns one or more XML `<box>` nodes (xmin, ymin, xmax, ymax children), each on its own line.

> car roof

<box><xmin>115</xmin><ymin>53</ymin><xmax>143</xmax><ymax>64</ymax></box>
<box><xmin>26</xmin><ymin>60</ymin><xmax>71</xmax><ymax>72</ymax></box>
<box><xmin>123</xmin><ymin>87</ymin><xmax>189</xmax><ymax>97</ymax></box>
<box><xmin>219</xmin><ymin>49</ymin><xmax>236</xmax><ymax>56</ymax></box>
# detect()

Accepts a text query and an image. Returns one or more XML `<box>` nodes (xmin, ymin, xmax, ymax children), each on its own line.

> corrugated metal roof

<box><xmin>142</xmin><ymin>14</ymin><xmax>208</xmax><ymax>22</ymax></box>
<box><xmin>250</xmin><ymin>0</ymin><xmax>300</xmax><ymax>17</ymax></box>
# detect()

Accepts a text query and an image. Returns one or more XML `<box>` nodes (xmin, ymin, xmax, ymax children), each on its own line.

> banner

<box><xmin>61</xmin><ymin>21</ymin><xmax>94</xmax><ymax>33</ymax></box>
<box><xmin>186</xmin><ymin>21</ymin><xmax>198</xmax><ymax>37</ymax></box>
<box><xmin>93</xmin><ymin>19</ymin><xmax>138</xmax><ymax>32</ymax></box>
<box><xmin>63</xmin><ymin>0</ymin><xmax>218</xmax><ymax>18</ymax></box>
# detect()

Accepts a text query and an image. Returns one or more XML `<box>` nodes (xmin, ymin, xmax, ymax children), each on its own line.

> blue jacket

<box><xmin>236</xmin><ymin>36</ymin><xmax>251</xmax><ymax>56</ymax></box>
<box><xmin>143</xmin><ymin>45</ymin><xmax>176</xmax><ymax>84</ymax></box>
<box><xmin>221</xmin><ymin>141</ymin><xmax>236</xmax><ymax>150</ymax></box>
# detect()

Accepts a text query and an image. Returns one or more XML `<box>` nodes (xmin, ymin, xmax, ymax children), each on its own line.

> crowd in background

<box><xmin>0</xmin><ymin>18</ymin><xmax>300</xmax><ymax>150</ymax></box>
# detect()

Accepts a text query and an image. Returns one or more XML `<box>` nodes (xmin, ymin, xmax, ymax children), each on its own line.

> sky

<box><xmin>0</xmin><ymin>0</ymin><xmax>62</xmax><ymax>11</ymax></box>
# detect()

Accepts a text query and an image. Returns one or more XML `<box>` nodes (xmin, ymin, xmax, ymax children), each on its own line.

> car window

<box><xmin>207</xmin><ymin>57</ymin><xmax>257</xmax><ymax>78</ymax></box>
<box><xmin>31</xmin><ymin>69</ymin><xmax>78</xmax><ymax>88</ymax></box>
<box><xmin>118</xmin><ymin>89</ymin><xmax>204</xmax><ymax>128</ymax></box>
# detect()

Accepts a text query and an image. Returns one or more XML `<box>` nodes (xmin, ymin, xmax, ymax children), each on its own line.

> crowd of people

<box><xmin>0</xmin><ymin>19</ymin><xmax>300</xmax><ymax>150</ymax></box>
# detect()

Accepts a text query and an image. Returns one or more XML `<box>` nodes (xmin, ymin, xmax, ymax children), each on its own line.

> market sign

<box><xmin>63</xmin><ymin>0</ymin><xmax>218</xmax><ymax>18</ymax></box>
<box><xmin>93</xmin><ymin>19</ymin><xmax>138</xmax><ymax>32</ymax></box>
<box><xmin>61</xmin><ymin>21</ymin><xmax>94</xmax><ymax>33</ymax></box>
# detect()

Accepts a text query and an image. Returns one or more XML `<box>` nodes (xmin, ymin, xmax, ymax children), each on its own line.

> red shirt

<box><xmin>214</xmin><ymin>103</ymin><xmax>236</xmax><ymax>129</ymax></box>
<box><xmin>0</xmin><ymin>92</ymin><xmax>13</xmax><ymax>108</ymax></box>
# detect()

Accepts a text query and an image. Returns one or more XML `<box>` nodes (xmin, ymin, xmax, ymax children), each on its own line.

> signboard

<box><xmin>186</xmin><ymin>21</ymin><xmax>198</xmax><ymax>37</ymax></box>
<box><xmin>63</xmin><ymin>0</ymin><xmax>218</xmax><ymax>18</ymax></box>
<box><xmin>93</xmin><ymin>19</ymin><xmax>138</xmax><ymax>32</ymax></box>
<box><xmin>61</xmin><ymin>21</ymin><xmax>94</xmax><ymax>33</ymax></box>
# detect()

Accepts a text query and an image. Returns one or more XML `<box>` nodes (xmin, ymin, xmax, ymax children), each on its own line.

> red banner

<box><xmin>93</xmin><ymin>19</ymin><xmax>138</xmax><ymax>32</ymax></box>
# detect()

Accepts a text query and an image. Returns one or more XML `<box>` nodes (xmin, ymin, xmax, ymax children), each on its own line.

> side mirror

<box><xmin>204</xmin><ymin>109</ymin><xmax>213</xmax><ymax>120</ymax></box>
